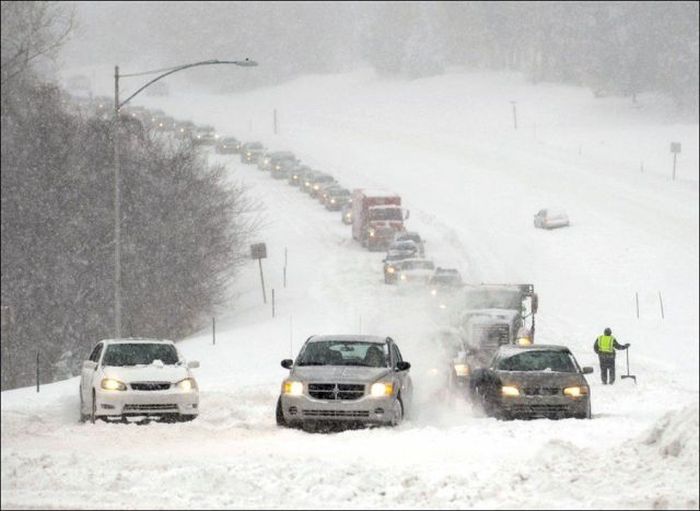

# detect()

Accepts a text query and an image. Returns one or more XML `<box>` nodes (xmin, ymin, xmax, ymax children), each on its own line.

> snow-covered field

<box><xmin>2</xmin><ymin>68</ymin><xmax>698</xmax><ymax>509</ymax></box>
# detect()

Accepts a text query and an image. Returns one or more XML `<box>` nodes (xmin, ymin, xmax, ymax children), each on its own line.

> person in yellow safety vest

<box><xmin>593</xmin><ymin>327</ymin><xmax>630</xmax><ymax>385</ymax></box>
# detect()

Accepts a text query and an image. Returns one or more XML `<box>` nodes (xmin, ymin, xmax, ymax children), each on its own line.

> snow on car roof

<box><xmin>101</xmin><ymin>338</ymin><xmax>175</xmax><ymax>345</ymax></box>
<box><xmin>308</xmin><ymin>334</ymin><xmax>386</xmax><ymax>344</ymax></box>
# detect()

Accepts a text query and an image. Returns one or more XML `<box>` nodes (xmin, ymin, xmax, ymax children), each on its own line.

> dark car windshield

<box><xmin>297</xmin><ymin>341</ymin><xmax>388</xmax><ymax>368</ymax></box>
<box><xmin>497</xmin><ymin>351</ymin><xmax>577</xmax><ymax>372</ymax></box>
<box><xmin>103</xmin><ymin>343</ymin><xmax>179</xmax><ymax>366</ymax></box>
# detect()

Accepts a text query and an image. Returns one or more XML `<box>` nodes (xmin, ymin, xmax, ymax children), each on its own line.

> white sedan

<box><xmin>534</xmin><ymin>208</ymin><xmax>570</xmax><ymax>229</ymax></box>
<box><xmin>79</xmin><ymin>338</ymin><xmax>200</xmax><ymax>423</ymax></box>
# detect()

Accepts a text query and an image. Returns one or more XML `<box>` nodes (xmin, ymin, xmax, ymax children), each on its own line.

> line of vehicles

<box><xmin>228</xmin><ymin>138</ymin><xmax>593</xmax><ymax>428</ymax></box>
<box><xmin>76</xmin><ymin>114</ymin><xmax>591</xmax><ymax>428</ymax></box>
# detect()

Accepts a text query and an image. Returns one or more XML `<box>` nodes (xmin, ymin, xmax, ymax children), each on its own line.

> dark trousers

<box><xmin>599</xmin><ymin>355</ymin><xmax>616</xmax><ymax>384</ymax></box>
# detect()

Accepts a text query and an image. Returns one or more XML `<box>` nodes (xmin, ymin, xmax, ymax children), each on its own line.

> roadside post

<box><xmin>251</xmin><ymin>243</ymin><xmax>268</xmax><ymax>304</ymax></box>
<box><xmin>670</xmin><ymin>142</ymin><xmax>681</xmax><ymax>180</ymax></box>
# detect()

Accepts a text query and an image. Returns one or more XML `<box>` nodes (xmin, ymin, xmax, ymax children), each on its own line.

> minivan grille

<box><xmin>308</xmin><ymin>383</ymin><xmax>365</xmax><ymax>401</ymax></box>
<box><xmin>302</xmin><ymin>410</ymin><xmax>370</xmax><ymax>418</ymax></box>
<box><xmin>130</xmin><ymin>382</ymin><xmax>171</xmax><ymax>391</ymax></box>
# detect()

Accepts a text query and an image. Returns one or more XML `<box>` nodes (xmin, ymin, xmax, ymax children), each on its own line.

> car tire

<box><xmin>390</xmin><ymin>396</ymin><xmax>404</xmax><ymax>426</ymax></box>
<box><xmin>79</xmin><ymin>387</ymin><xmax>88</xmax><ymax>423</ymax></box>
<box><xmin>178</xmin><ymin>414</ymin><xmax>197</xmax><ymax>422</ymax></box>
<box><xmin>90</xmin><ymin>390</ymin><xmax>97</xmax><ymax>424</ymax></box>
<box><xmin>275</xmin><ymin>397</ymin><xmax>287</xmax><ymax>427</ymax></box>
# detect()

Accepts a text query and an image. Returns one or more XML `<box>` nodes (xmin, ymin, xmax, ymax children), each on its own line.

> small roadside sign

<box><xmin>250</xmin><ymin>243</ymin><xmax>267</xmax><ymax>259</ymax></box>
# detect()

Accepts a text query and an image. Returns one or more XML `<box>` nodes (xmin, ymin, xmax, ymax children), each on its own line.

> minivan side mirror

<box><xmin>82</xmin><ymin>360</ymin><xmax>97</xmax><ymax>371</ymax></box>
<box><xmin>281</xmin><ymin>359</ymin><xmax>293</xmax><ymax>369</ymax></box>
<box><xmin>582</xmin><ymin>366</ymin><xmax>594</xmax><ymax>375</ymax></box>
<box><xmin>187</xmin><ymin>360</ymin><xmax>200</xmax><ymax>369</ymax></box>
<box><xmin>531</xmin><ymin>293</ymin><xmax>539</xmax><ymax>314</ymax></box>
<box><xmin>404</xmin><ymin>209</ymin><xmax>410</xmax><ymax>220</ymax></box>
<box><xmin>396</xmin><ymin>361</ymin><xmax>411</xmax><ymax>371</ymax></box>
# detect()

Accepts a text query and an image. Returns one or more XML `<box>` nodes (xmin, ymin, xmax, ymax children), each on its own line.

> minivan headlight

<box><xmin>101</xmin><ymin>378</ymin><xmax>127</xmax><ymax>391</ymax></box>
<box><xmin>177</xmin><ymin>378</ymin><xmax>198</xmax><ymax>392</ymax></box>
<box><xmin>283</xmin><ymin>380</ymin><xmax>303</xmax><ymax>396</ymax></box>
<box><xmin>370</xmin><ymin>382</ymin><xmax>393</xmax><ymax>397</ymax></box>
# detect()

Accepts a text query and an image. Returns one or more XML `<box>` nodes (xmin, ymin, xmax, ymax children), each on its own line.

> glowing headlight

<box><xmin>454</xmin><ymin>364</ymin><xmax>470</xmax><ymax>377</ymax></box>
<box><xmin>177</xmin><ymin>378</ymin><xmax>198</xmax><ymax>391</ymax></box>
<box><xmin>430</xmin><ymin>289</ymin><xmax>437</xmax><ymax>296</ymax></box>
<box><xmin>517</xmin><ymin>337</ymin><xmax>532</xmax><ymax>346</ymax></box>
<box><xmin>313</xmin><ymin>184</ymin><xmax>320</xmax><ymax>190</ymax></box>
<box><xmin>276</xmin><ymin>165</ymin><xmax>281</xmax><ymax>170</ymax></box>
<box><xmin>386</xmin><ymin>267</ymin><xmax>395</xmax><ymax>274</ymax></box>
<box><xmin>370</xmin><ymin>382</ymin><xmax>393</xmax><ymax>397</ymax></box>
<box><xmin>563</xmin><ymin>386</ymin><xmax>588</xmax><ymax>398</ymax></box>
<box><xmin>330</xmin><ymin>199</ymin><xmax>335</xmax><ymax>204</ymax></box>
<box><xmin>501</xmin><ymin>385</ymin><xmax>520</xmax><ymax>397</ymax></box>
<box><xmin>400</xmin><ymin>274</ymin><xmax>406</xmax><ymax>280</ymax></box>
<box><xmin>369</xmin><ymin>229</ymin><xmax>376</xmax><ymax>237</ymax></box>
<box><xmin>283</xmin><ymin>380</ymin><xmax>303</xmax><ymax>396</ymax></box>
<box><xmin>101</xmin><ymin>378</ymin><xmax>126</xmax><ymax>391</ymax></box>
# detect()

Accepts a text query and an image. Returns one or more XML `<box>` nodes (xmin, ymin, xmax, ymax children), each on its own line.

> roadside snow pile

<box><xmin>643</xmin><ymin>402</ymin><xmax>699</xmax><ymax>462</ymax></box>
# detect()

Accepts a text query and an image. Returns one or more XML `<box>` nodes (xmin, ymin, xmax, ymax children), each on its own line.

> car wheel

<box><xmin>275</xmin><ymin>397</ymin><xmax>287</xmax><ymax>427</ymax></box>
<box><xmin>178</xmin><ymin>414</ymin><xmax>197</xmax><ymax>422</ymax></box>
<box><xmin>79</xmin><ymin>387</ymin><xmax>88</xmax><ymax>423</ymax></box>
<box><xmin>90</xmin><ymin>390</ymin><xmax>97</xmax><ymax>424</ymax></box>
<box><xmin>390</xmin><ymin>396</ymin><xmax>404</xmax><ymax>426</ymax></box>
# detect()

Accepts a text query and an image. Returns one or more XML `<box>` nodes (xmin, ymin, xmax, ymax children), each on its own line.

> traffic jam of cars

<box><xmin>78</xmin><ymin>105</ymin><xmax>590</xmax><ymax>430</ymax></box>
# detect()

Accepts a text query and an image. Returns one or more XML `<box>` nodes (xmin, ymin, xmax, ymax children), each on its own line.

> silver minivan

<box><xmin>277</xmin><ymin>335</ymin><xmax>413</xmax><ymax>430</ymax></box>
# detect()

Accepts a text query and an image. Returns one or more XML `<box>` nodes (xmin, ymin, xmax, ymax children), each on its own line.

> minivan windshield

<box><xmin>102</xmin><ymin>343</ymin><xmax>179</xmax><ymax>366</ymax></box>
<box><xmin>497</xmin><ymin>351</ymin><xmax>577</xmax><ymax>372</ymax></box>
<box><xmin>297</xmin><ymin>341</ymin><xmax>388</xmax><ymax>368</ymax></box>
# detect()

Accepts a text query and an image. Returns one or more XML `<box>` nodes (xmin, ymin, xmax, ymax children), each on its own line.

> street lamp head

<box><xmin>233</xmin><ymin>58</ymin><xmax>258</xmax><ymax>67</ymax></box>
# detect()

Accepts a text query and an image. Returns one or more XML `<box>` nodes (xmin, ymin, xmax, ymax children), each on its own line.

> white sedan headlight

<box><xmin>177</xmin><ymin>378</ymin><xmax>198</xmax><ymax>392</ymax></box>
<box><xmin>283</xmin><ymin>380</ymin><xmax>303</xmax><ymax>396</ymax></box>
<box><xmin>101</xmin><ymin>378</ymin><xmax>127</xmax><ymax>391</ymax></box>
<box><xmin>370</xmin><ymin>382</ymin><xmax>393</xmax><ymax>397</ymax></box>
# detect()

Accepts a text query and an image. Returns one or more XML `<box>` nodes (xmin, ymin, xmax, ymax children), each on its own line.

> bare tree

<box><xmin>1</xmin><ymin>1</ymin><xmax>74</xmax><ymax>87</ymax></box>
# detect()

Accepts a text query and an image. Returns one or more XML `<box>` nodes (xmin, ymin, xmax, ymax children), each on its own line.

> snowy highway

<box><xmin>2</xmin><ymin>69</ymin><xmax>698</xmax><ymax>509</ymax></box>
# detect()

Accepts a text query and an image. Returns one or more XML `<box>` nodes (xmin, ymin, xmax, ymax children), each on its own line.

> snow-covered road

<box><xmin>2</xmin><ymin>69</ymin><xmax>698</xmax><ymax>509</ymax></box>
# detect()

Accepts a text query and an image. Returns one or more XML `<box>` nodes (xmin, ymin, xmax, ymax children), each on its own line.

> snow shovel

<box><xmin>620</xmin><ymin>345</ymin><xmax>637</xmax><ymax>384</ymax></box>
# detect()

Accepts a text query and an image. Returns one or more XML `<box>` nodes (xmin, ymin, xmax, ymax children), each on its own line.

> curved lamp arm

<box><xmin>118</xmin><ymin>58</ymin><xmax>257</xmax><ymax>110</ymax></box>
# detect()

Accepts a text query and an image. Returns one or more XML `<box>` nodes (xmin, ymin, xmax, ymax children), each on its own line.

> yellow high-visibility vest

<box><xmin>597</xmin><ymin>335</ymin><xmax>614</xmax><ymax>353</ymax></box>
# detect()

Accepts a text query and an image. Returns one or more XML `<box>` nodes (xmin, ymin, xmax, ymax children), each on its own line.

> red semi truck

<box><xmin>352</xmin><ymin>189</ymin><xmax>408</xmax><ymax>251</ymax></box>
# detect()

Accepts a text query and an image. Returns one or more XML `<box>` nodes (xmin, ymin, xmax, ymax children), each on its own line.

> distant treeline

<box><xmin>112</xmin><ymin>1</ymin><xmax>698</xmax><ymax>114</ymax></box>
<box><xmin>1</xmin><ymin>1</ymin><xmax>260</xmax><ymax>389</ymax></box>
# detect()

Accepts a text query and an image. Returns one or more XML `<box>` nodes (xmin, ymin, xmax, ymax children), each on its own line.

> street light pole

<box><xmin>112</xmin><ymin>58</ymin><xmax>257</xmax><ymax>338</ymax></box>
<box><xmin>113</xmin><ymin>65</ymin><xmax>122</xmax><ymax>338</ymax></box>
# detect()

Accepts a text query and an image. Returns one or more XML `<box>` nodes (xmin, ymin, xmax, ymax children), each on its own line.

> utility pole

<box><xmin>510</xmin><ymin>101</ymin><xmax>518</xmax><ymax>130</ymax></box>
